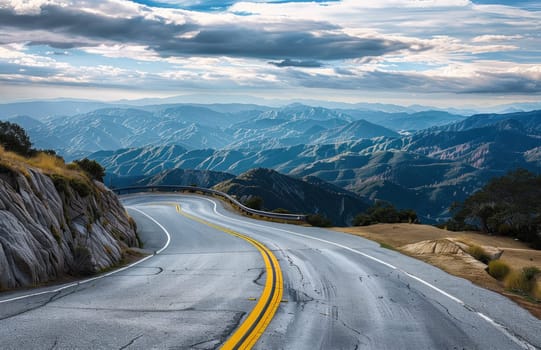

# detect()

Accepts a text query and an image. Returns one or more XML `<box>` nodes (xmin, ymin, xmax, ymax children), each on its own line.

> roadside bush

<box><xmin>306</xmin><ymin>214</ymin><xmax>332</xmax><ymax>227</ymax></box>
<box><xmin>353</xmin><ymin>202</ymin><xmax>418</xmax><ymax>226</ymax></box>
<box><xmin>244</xmin><ymin>196</ymin><xmax>263</xmax><ymax>210</ymax></box>
<box><xmin>72</xmin><ymin>158</ymin><xmax>105</xmax><ymax>182</ymax></box>
<box><xmin>487</xmin><ymin>260</ymin><xmax>511</xmax><ymax>280</ymax></box>
<box><xmin>352</xmin><ymin>213</ymin><xmax>373</xmax><ymax>226</ymax></box>
<box><xmin>505</xmin><ymin>266</ymin><xmax>540</xmax><ymax>295</ymax></box>
<box><xmin>522</xmin><ymin>266</ymin><xmax>540</xmax><ymax>281</ymax></box>
<box><xmin>468</xmin><ymin>245</ymin><xmax>491</xmax><ymax>264</ymax></box>
<box><xmin>272</xmin><ymin>208</ymin><xmax>291</xmax><ymax>214</ymax></box>
<box><xmin>505</xmin><ymin>271</ymin><xmax>532</xmax><ymax>294</ymax></box>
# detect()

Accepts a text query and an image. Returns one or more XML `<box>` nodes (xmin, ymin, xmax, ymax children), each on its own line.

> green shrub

<box><xmin>272</xmin><ymin>208</ymin><xmax>291</xmax><ymax>214</ymax></box>
<box><xmin>306</xmin><ymin>214</ymin><xmax>332</xmax><ymax>227</ymax></box>
<box><xmin>69</xmin><ymin>178</ymin><xmax>92</xmax><ymax>197</ymax></box>
<box><xmin>505</xmin><ymin>267</ymin><xmax>540</xmax><ymax>295</ymax></box>
<box><xmin>353</xmin><ymin>202</ymin><xmax>418</xmax><ymax>226</ymax></box>
<box><xmin>0</xmin><ymin>121</ymin><xmax>32</xmax><ymax>156</ymax></box>
<box><xmin>505</xmin><ymin>270</ymin><xmax>533</xmax><ymax>294</ymax></box>
<box><xmin>468</xmin><ymin>245</ymin><xmax>491</xmax><ymax>264</ymax></box>
<box><xmin>522</xmin><ymin>266</ymin><xmax>540</xmax><ymax>281</ymax></box>
<box><xmin>352</xmin><ymin>213</ymin><xmax>373</xmax><ymax>226</ymax></box>
<box><xmin>51</xmin><ymin>174</ymin><xmax>69</xmax><ymax>193</ymax></box>
<box><xmin>244</xmin><ymin>196</ymin><xmax>263</xmax><ymax>210</ymax></box>
<box><xmin>72</xmin><ymin>158</ymin><xmax>105</xmax><ymax>182</ymax></box>
<box><xmin>487</xmin><ymin>260</ymin><xmax>511</xmax><ymax>280</ymax></box>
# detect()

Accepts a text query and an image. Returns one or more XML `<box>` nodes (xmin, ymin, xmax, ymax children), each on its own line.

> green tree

<box><xmin>306</xmin><ymin>214</ymin><xmax>332</xmax><ymax>227</ymax></box>
<box><xmin>73</xmin><ymin>158</ymin><xmax>106</xmax><ymax>182</ymax></box>
<box><xmin>353</xmin><ymin>202</ymin><xmax>418</xmax><ymax>226</ymax></box>
<box><xmin>0</xmin><ymin>121</ymin><xmax>33</xmax><ymax>156</ymax></box>
<box><xmin>244</xmin><ymin>196</ymin><xmax>263</xmax><ymax>210</ymax></box>
<box><xmin>449</xmin><ymin>169</ymin><xmax>541</xmax><ymax>247</ymax></box>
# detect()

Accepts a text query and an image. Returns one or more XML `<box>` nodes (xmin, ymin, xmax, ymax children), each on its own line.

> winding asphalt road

<box><xmin>1</xmin><ymin>193</ymin><xmax>540</xmax><ymax>349</ymax></box>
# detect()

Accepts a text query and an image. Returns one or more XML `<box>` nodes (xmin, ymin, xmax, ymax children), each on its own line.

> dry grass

<box><xmin>334</xmin><ymin>223</ymin><xmax>541</xmax><ymax>319</ymax></box>
<box><xmin>488</xmin><ymin>260</ymin><xmax>511</xmax><ymax>281</ymax></box>
<box><xmin>467</xmin><ymin>245</ymin><xmax>491</xmax><ymax>264</ymax></box>
<box><xmin>0</xmin><ymin>146</ymin><xmax>87</xmax><ymax>182</ymax></box>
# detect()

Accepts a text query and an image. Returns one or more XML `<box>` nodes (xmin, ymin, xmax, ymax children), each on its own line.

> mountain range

<box><xmin>213</xmin><ymin>168</ymin><xmax>369</xmax><ymax>226</ymax></box>
<box><xmin>3</xmin><ymin>100</ymin><xmax>541</xmax><ymax>223</ymax></box>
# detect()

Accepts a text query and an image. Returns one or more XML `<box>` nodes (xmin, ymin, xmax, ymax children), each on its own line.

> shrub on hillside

<box><xmin>448</xmin><ymin>169</ymin><xmax>541</xmax><ymax>248</ymax></box>
<box><xmin>306</xmin><ymin>214</ymin><xmax>332</xmax><ymax>227</ymax></box>
<box><xmin>0</xmin><ymin>121</ymin><xmax>33</xmax><ymax>156</ymax></box>
<box><xmin>73</xmin><ymin>158</ymin><xmax>105</xmax><ymax>182</ymax></box>
<box><xmin>468</xmin><ymin>245</ymin><xmax>491</xmax><ymax>264</ymax></box>
<box><xmin>353</xmin><ymin>202</ymin><xmax>418</xmax><ymax>226</ymax></box>
<box><xmin>487</xmin><ymin>260</ymin><xmax>511</xmax><ymax>280</ymax></box>
<box><xmin>504</xmin><ymin>266</ymin><xmax>540</xmax><ymax>295</ymax></box>
<box><xmin>244</xmin><ymin>196</ymin><xmax>263</xmax><ymax>210</ymax></box>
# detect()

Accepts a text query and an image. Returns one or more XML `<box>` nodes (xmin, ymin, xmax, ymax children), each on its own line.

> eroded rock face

<box><xmin>0</xmin><ymin>167</ymin><xmax>137</xmax><ymax>290</ymax></box>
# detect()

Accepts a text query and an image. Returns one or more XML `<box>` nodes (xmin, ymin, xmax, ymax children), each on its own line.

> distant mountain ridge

<box><xmin>14</xmin><ymin>103</ymin><xmax>464</xmax><ymax>158</ymax></box>
<box><xmin>5</xmin><ymin>99</ymin><xmax>541</xmax><ymax>224</ymax></box>
<box><xmin>213</xmin><ymin>168</ymin><xmax>369</xmax><ymax>226</ymax></box>
<box><xmin>89</xmin><ymin>109</ymin><xmax>541</xmax><ymax>222</ymax></box>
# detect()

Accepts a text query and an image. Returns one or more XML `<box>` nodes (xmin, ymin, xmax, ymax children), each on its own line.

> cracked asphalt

<box><xmin>1</xmin><ymin>193</ymin><xmax>541</xmax><ymax>349</ymax></box>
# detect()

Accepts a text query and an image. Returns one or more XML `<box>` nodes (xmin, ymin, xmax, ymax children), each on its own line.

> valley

<box><xmin>3</xmin><ymin>101</ymin><xmax>541</xmax><ymax>223</ymax></box>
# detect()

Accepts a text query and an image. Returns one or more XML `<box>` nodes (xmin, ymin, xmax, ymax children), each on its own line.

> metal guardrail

<box><xmin>113</xmin><ymin>185</ymin><xmax>307</xmax><ymax>222</ymax></box>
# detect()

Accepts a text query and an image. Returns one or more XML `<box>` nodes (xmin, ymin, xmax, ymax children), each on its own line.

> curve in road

<box><xmin>178</xmin><ymin>204</ymin><xmax>283</xmax><ymax>349</ymax></box>
<box><xmin>1</xmin><ymin>193</ymin><xmax>540</xmax><ymax>350</ymax></box>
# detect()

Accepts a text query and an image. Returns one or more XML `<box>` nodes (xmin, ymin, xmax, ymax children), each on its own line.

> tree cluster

<box><xmin>73</xmin><ymin>158</ymin><xmax>106</xmax><ymax>182</ymax></box>
<box><xmin>353</xmin><ymin>202</ymin><xmax>418</xmax><ymax>226</ymax></box>
<box><xmin>448</xmin><ymin>169</ymin><xmax>541</xmax><ymax>248</ymax></box>
<box><xmin>0</xmin><ymin>121</ymin><xmax>106</xmax><ymax>183</ymax></box>
<box><xmin>243</xmin><ymin>196</ymin><xmax>264</xmax><ymax>210</ymax></box>
<box><xmin>0</xmin><ymin>121</ymin><xmax>33</xmax><ymax>156</ymax></box>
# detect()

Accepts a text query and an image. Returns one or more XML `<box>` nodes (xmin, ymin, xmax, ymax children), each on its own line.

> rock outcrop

<box><xmin>0</xmin><ymin>165</ymin><xmax>138</xmax><ymax>290</ymax></box>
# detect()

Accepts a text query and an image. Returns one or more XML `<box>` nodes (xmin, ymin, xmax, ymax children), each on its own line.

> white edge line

<box><xmin>194</xmin><ymin>196</ymin><xmax>536</xmax><ymax>350</ymax></box>
<box><xmin>0</xmin><ymin>206</ymin><xmax>171</xmax><ymax>305</ymax></box>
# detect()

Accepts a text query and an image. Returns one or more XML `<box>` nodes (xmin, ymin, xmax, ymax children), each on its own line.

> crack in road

<box><xmin>119</xmin><ymin>334</ymin><xmax>144</xmax><ymax>350</ymax></box>
<box><xmin>0</xmin><ymin>286</ymin><xmax>80</xmax><ymax>321</ymax></box>
<box><xmin>251</xmin><ymin>268</ymin><xmax>266</xmax><ymax>286</ymax></box>
<box><xmin>217</xmin><ymin>311</ymin><xmax>246</xmax><ymax>348</ymax></box>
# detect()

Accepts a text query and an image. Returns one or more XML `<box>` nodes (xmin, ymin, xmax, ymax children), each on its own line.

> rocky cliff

<box><xmin>0</xmin><ymin>165</ymin><xmax>138</xmax><ymax>290</ymax></box>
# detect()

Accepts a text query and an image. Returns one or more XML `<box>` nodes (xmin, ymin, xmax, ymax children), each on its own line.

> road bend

<box><xmin>1</xmin><ymin>193</ymin><xmax>540</xmax><ymax>349</ymax></box>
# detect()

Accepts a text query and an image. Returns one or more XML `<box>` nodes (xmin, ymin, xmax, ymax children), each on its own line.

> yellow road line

<box><xmin>175</xmin><ymin>204</ymin><xmax>283</xmax><ymax>350</ymax></box>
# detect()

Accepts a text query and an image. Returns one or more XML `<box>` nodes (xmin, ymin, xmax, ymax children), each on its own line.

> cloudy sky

<box><xmin>0</xmin><ymin>0</ymin><xmax>539</xmax><ymax>106</ymax></box>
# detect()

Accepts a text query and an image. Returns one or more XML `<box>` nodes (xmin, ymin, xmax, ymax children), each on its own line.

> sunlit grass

<box><xmin>0</xmin><ymin>146</ymin><xmax>95</xmax><ymax>197</ymax></box>
<box><xmin>1</xmin><ymin>146</ymin><xmax>81</xmax><ymax>179</ymax></box>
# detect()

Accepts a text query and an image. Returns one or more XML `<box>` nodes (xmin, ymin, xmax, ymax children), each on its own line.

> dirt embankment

<box><xmin>335</xmin><ymin>224</ymin><xmax>541</xmax><ymax>319</ymax></box>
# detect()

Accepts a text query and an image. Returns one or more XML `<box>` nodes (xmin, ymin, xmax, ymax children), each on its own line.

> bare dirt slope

<box><xmin>336</xmin><ymin>224</ymin><xmax>541</xmax><ymax>318</ymax></box>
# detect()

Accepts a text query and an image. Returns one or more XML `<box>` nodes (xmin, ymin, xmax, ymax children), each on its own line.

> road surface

<box><xmin>1</xmin><ymin>193</ymin><xmax>540</xmax><ymax>349</ymax></box>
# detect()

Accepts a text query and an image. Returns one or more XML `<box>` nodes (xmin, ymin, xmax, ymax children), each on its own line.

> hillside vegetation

<box><xmin>448</xmin><ymin>169</ymin><xmax>541</xmax><ymax>248</ymax></box>
<box><xmin>213</xmin><ymin>168</ymin><xmax>369</xmax><ymax>226</ymax></box>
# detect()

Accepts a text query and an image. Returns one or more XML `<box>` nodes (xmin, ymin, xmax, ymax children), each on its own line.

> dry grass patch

<box><xmin>0</xmin><ymin>146</ymin><xmax>84</xmax><ymax>180</ymax></box>
<box><xmin>334</xmin><ymin>223</ymin><xmax>541</xmax><ymax>319</ymax></box>
<box><xmin>488</xmin><ymin>260</ymin><xmax>511</xmax><ymax>281</ymax></box>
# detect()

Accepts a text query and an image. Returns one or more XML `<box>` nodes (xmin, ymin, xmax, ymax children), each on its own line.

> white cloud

<box><xmin>82</xmin><ymin>44</ymin><xmax>160</xmax><ymax>61</ymax></box>
<box><xmin>472</xmin><ymin>34</ymin><xmax>523</xmax><ymax>43</ymax></box>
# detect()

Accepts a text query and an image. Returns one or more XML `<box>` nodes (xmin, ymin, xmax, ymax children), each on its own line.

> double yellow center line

<box><xmin>175</xmin><ymin>204</ymin><xmax>283</xmax><ymax>349</ymax></box>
